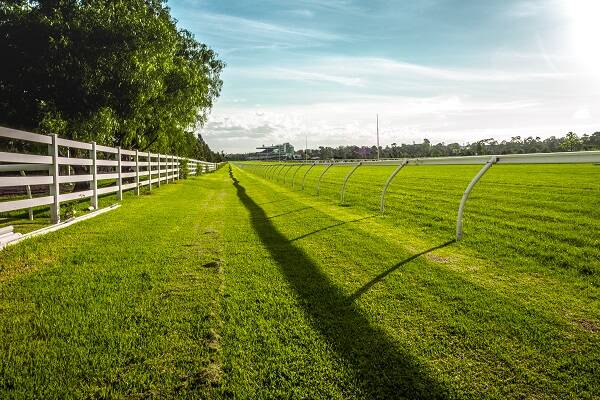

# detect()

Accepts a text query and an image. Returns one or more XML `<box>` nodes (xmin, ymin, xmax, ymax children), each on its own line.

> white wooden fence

<box><xmin>0</xmin><ymin>126</ymin><xmax>219</xmax><ymax>223</ymax></box>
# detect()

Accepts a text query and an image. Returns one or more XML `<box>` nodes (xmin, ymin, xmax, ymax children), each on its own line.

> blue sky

<box><xmin>168</xmin><ymin>0</ymin><xmax>600</xmax><ymax>153</ymax></box>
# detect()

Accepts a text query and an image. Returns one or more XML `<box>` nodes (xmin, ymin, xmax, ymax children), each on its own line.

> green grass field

<box><xmin>1</xmin><ymin>164</ymin><xmax>599</xmax><ymax>399</ymax></box>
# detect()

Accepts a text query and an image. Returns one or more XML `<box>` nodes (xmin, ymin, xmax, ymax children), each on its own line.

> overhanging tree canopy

<box><xmin>0</xmin><ymin>0</ymin><xmax>224</xmax><ymax>159</ymax></box>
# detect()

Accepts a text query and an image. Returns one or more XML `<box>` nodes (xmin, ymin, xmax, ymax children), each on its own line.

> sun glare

<box><xmin>563</xmin><ymin>0</ymin><xmax>600</xmax><ymax>75</ymax></box>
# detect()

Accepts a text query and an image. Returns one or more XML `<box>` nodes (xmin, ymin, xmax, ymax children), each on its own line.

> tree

<box><xmin>0</xmin><ymin>0</ymin><xmax>224</xmax><ymax>158</ymax></box>
<box><xmin>560</xmin><ymin>132</ymin><xmax>582</xmax><ymax>152</ymax></box>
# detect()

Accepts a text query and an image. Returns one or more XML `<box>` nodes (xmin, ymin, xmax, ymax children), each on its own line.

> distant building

<box><xmin>249</xmin><ymin>143</ymin><xmax>295</xmax><ymax>160</ymax></box>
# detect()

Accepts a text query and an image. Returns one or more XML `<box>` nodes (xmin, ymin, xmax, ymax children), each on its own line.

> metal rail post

<box><xmin>456</xmin><ymin>156</ymin><xmax>497</xmax><ymax>241</ymax></box>
<box><xmin>290</xmin><ymin>164</ymin><xmax>304</xmax><ymax>188</ymax></box>
<box><xmin>282</xmin><ymin>164</ymin><xmax>295</xmax><ymax>184</ymax></box>
<box><xmin>264</xmin><ymin>164</ymin><xmax>275</xmax><ymax>178</ymax></box>
<box><xmin>380</xmin><ymin>160</ymin><xmax>408</xmax><ymax>213</ymax></box>
<box><xmin>272</xmin><ymin>164</ymin><xmax>285</xmax><ymax>180</ymax></box>
<box><xmin>270</xmin><ymin>164</ymin><xmax>284</xmax><ymax>180</ymax></box>
<box><xmin>340</xmin><ymin>162</ymin><xmax>362</xmax><ymax>204</ymax></box>
<box><xmin>301</xmin><ymin>162</ymin><xmax>317</xmax><ymax>190</ymax></box>
<box><xmin>316</xmin><ymin>163</ymin><xmax>334</xmax><ymax>196</ymax></box>
<box><xmin>269</xmin><ymin>164</ymin><xmax>280</xmax><ymax>180</ymax></box>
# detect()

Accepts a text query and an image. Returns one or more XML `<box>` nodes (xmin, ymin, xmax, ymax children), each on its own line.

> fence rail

<box><xmin>234</xmin><ymin>150</ymin><xmax>600</xmax><ymax>240</ymax></box>
<box><xmin>0</xmin><ymin>126</ymin><xmax>219</xmax><ymax>223</ymax></box>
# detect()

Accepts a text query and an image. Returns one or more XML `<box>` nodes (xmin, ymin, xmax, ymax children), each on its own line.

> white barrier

<box><xmin>0</xmin><ymin>126</ymin><xmax>219</xmax><ymax>223</ymax></box>
<box><xmin>235</xmin><ymin>150</ymin><xmax>600</xmax><ymax>240</ymax></box>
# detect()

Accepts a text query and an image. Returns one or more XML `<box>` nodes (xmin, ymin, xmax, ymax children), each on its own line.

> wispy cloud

<box><xmin>174</xmin><ymin>10</ymin><xmax>344</xmax><ymax>48</ymax></box>
<box><xmin>287</xmin><ymin>9</ymin><xmax>315</xmax><ymax>18</ymax></box>
<box><xmin>234</xmin><ymin>66</ymin><xmax>365</xmax><ymax>87</ymax></box>
<box><xmin>281</xmin><ymin>0</ymin><xmax>364</xmax><ymax>13</ymax></box>
<box><xmin>229</xmin><ymin>56</ymin><xmax>570</xmax><ymax>92</ymax></box>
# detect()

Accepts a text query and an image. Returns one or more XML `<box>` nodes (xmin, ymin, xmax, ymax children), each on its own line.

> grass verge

<box><xmin>0</xmin><ymin>177</ymin><xmax>224</xmax><ymax>399</ymax></box>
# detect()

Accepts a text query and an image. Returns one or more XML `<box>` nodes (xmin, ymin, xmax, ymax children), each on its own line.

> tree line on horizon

<box><xmin>226</xmin><ymin>131</ymin><xmax>600</xmax><ymax>160</ymax></box>
<box><xmin>0</xmin><ymin>0</ymin><xmax>224</xmax><ymax>162</ymax></box>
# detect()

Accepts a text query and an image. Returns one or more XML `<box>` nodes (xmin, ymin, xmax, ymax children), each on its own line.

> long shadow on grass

<box><xmin>289</xmin><ymin>215</ymin><xmax>375</xmax><ymax>242</ymax></box>
<box><xmin>229</xmin><ymin>168</ymin><xmax>450</xmax><ymax>399</ymax></box>
<box><xmin>267</xmin><ymin>206</ymin><xmax>313</xmax><ymax>219</ymax></box>
<box><xmin>349</xmin><ymin>240</ymin><xmax>454</xmax><ymax>302</ymax></box>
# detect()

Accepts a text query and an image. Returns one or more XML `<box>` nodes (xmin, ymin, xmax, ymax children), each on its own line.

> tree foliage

<box><xmin>0</xmin><ymin>0</ymin><xmax>224</xmax><ymax>160</ymax></box>
<box><xmin>227</xmin><ymin>131</ymin><xmax>600</xmax><ymax>160</ymax></box>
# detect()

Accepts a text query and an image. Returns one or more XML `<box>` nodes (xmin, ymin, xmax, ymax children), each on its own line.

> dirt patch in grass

<box><xmin>575</xmin><ymin>318</ymin><xmax>600</xmax><ymax>333</ymax></box>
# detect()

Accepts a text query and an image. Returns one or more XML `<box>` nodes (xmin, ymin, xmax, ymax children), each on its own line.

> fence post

<box><xmin>291</xmin><ymin>164</ymin><xmax>304</xmax><ymax>188</ymax></box>
<box><xmin>380</xmin><ymin>161</ymin><xmax>408</xmax><ymax>214</ymax></box>
<box><xmin>117</xmin><ymin>147</ymin><xmax>123</xmax><ymax>201</ymax></box>
<box><xmin>282</xmin><ymin>164</ymin><xmax>295</xmax><ymax>184</ymax></box>
<box><xmin>135</xmin><ymin>149</ymin><xmax>140</xmax><ymax>195</ymax></box>
<box><xmin>49</xmin><ymin>133</ymin><xmax>60</xmax><ymax>223</ymax></box>
<box><xmin>456</xmin><ymin>156</ymin><xmax>497</xmax><ymax>241</ymax></box>
<box><xmin>264</xmin><ymin>164</ymin><xmax>273</xmax><ymax>178</ymax></box>
<box><xmin>173</xmin><ymin>156</ymin><xmax>177</xmax><ymax>180</ymax></box>
<box><xmin>171</xmin><ymin>156</ymin><xmax>175</xmax><ymax>181</ymax></box>
<box><xmin>67</xmin><ymin>148</ymin><xmax>71</xmax><ymax>176</ymax></box>
<box><xmin>316</xmin><ymin>163</ymin><xmax>334</xmax><ymax>195</ymax></box>
<box><xmin>271</xmin><ymin>164</ymin><xmax>284</xmax><ymax>180</ymax></box>
<box><xmin>157</xmin><ymin>153</ymin><xmax>161</xmax><ymax>187</ymax></box>
<box><xmin>147</xmin><ymin>151</ymin><xmax>152</xmax><ymax>191</ymax></box>
<box><xmin>91</xmin><ymin>141</ymin><xmax>98</xmax><ymax>209</ymax></box>
<box><xmin>271</xmin><ymin>164</ymin><xmax>281</xmax><ymax>180</ymax></box>
<box><xmin>166</xmin><ymin>155</ymin><xmax>170</xmax><ymax>183</ymax></box>
<box><xmin>301</xmin><ymin>162</ymin><xmax>316</xmax><ymax>190</ymax></box>
<box><xmin>340</xmin><ymin>162</ymin><xmax>362</xmax><ymax>204</ymax></box>
<box><xmin>19</xmin><ymin>171</ymin><xmax>34</xmax><ymax>220</ymax></box>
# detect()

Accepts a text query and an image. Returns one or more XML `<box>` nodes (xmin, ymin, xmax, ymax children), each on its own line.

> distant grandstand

<box><xmin>249</xmin><ymin>143</ymin><xmax>296</xmax><ymax>160</ymax></box>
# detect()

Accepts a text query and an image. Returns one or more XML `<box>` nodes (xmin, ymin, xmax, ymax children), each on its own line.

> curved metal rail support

<box><xmin>316</xmin><ymin>163</ymin><xmax>334</xmax><ymax>196</ymax></box>
<box><xmin>269</xmin><ymin>164</ymin><xmax>284</xmax><ymax>180</ymax></box>
<box><xmin>301</xmin><ymin>162</ymin><xmax>317</xmax><ymax>190</ymax></box>
<box><xmin>282</xmin><ymin>164</ymin><xmax>295</xmax><ymax>184</ymax></box>
<box><xmin>290</xmin><ymin>164</ymin><xmax>304</xmax><ymax>188</ymax></box>
<box><xmin>380</xmin><ymin>160</ymin><xmax>408</xmax><ymax>213</ymax></box>
<box><xmin>263</xmin><ymin>164</ymin><xmax>275</xmax><ymax>178</ymax></box>
<box><xmin>456</xmin><ymin>156</ymin><xmax>498</xmax><ymax>241</ymax></box>
<box><xmin>274</xmin><ymin>164</ymin><xmax>288</xmax><ymax>180</ymax></box>
<box><xmin>340</xmin><ymin>162</ymin><xmax>362</xmax><ymax>204</ymax></box>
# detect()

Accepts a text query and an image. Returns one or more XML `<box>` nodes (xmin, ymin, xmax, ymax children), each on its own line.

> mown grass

<box><xmin>265</xmin><ymin>162</ymin><xmax>600</xmax><ymax>281</ymax></box>
<box><xmin>231</xmin><ymin>162</ymin><xmax>599</xmax><ymax>398</ymax></box>
<box><xmin>1</xmin><ymin>164</ymin><xmax>598</xmax><ymax>399</ymax></box>
<box><xmin>0</xmin><ymin>176</ymin><xmax>224</xmax><ymax>399</ymax></box>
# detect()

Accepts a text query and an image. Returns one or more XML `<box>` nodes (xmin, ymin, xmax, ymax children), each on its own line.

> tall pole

<box><xmin>376</xmin><ymin>114</ymin><xmax>380</xmax><ymax>160</ymax></box>
<box><xmin>305</xmin><ymin>135</ymin><xmax>308</xmax><ymax>161</ymax></box>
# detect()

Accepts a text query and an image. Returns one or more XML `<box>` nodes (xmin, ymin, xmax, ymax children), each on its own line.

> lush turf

<box><xmin>0</xmin><ymin>177</ymin><xmax>224</xmax><ymax>399</ymax></box>
<box><xmin>260</xmin><ymin>162</ymin><xmax>600</xmax><ymax>281</ymax></box>
<box><xmin>1</xmin><ymin>164</ymin><xmax>599</xmax><ymax>399</ymax></box>
<box><xmin>220</xmin><ymin>164</ymin><xmax>599</xmax><ymax>399</ymax></box>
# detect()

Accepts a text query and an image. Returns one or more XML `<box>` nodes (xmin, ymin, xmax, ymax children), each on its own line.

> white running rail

<box><xmin>234</xmin><ymin>150</ymin><xmax>600</xmax><ymax>240</ymax></box>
